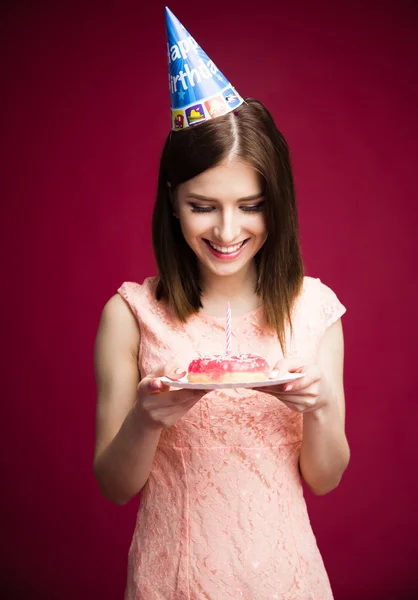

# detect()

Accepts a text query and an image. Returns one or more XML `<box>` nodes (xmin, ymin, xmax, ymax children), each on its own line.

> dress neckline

<box><xmin>195</xmin><ymin>304</ymin><xmax>264</xmax><ymax>324</ymax></box>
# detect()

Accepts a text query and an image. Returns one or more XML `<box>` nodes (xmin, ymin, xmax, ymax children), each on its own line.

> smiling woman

<box><xmin>174</xmin><ymin>158</ymin><xmax>268</xmax><ymax>284</ymax></box>
<box><xmin>94</xmin><ymin>10</ymin><xmax>349</xmax><ymax>599</ymax></box>
<box><xmin>153</xmin><ymin>98</ymin><xmax>304</xmax><ymax>352</ymax></box>
<box><xmin>94</xmin><ymin>92</ymin><xmax>349</xmax><ymax>600</ymax></box>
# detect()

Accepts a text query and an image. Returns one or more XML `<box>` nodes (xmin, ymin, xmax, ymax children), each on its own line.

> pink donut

<box><xmin>187</xmin><ymin>353</ymin><xmax>269</xmax><ymax>383</ymax></box>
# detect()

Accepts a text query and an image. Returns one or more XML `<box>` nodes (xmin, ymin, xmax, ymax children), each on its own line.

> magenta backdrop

<box><xmin>2</xmin><ymin>0</ymin><xmax>417</xmax><ymax>598</ymax></box>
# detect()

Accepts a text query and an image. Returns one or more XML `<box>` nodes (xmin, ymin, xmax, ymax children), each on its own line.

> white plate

<box><xmin>159</xmin><ymin>372</ymin><xmax>304</xmax><ymax>390</ymax></box>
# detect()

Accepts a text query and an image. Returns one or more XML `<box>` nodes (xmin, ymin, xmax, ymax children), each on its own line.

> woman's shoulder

<box><xmin>299</xmin><ymin>275</ymin><xmax>346</xmax><ymax>332</ymax></box>
<box><xmin>118</xmin><ymin>276</ymin><xmax>158</xmax><ymax>305</ymax></box>
<box><xmin>301</xmin><ymin>275</ymin><xmax>340</xmax><ymax>297</ymax></box>
<box><xmin>111</xmin><ymin>276</ymin><xmax>159</xmax><ymax>323</ymax></box>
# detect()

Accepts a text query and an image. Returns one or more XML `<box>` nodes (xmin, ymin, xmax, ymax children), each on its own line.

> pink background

<box><xmin>2</xmin><ymin>0</ymin><xmax>417</xmax><ymax>597</ymax></box>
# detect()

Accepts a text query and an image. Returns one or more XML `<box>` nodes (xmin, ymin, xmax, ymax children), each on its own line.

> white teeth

<box><xmin>208</xmin><ymin>240</ymin><xmax>245</xmax><ymax>254</ymax></box>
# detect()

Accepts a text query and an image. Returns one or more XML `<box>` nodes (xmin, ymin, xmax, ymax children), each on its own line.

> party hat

<box><xmin>165</xmin><ymin>6</ymin><xmax>244</xmax><ymax>131</ymax></box>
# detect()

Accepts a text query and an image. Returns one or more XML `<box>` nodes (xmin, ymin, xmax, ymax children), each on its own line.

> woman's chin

<box><xmin>200</xmin><ymin>257</ymin><xmax>253</xmax><ymax>279</ymax></box>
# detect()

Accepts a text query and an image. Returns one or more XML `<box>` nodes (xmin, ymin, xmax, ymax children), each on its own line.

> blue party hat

<box><xmin>165</xmin><ymin>7</ymin><xmax>244</xmax><ymax>131</ymax></box>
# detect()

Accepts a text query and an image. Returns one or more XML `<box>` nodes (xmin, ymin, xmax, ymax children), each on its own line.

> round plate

<box><xmin>159</xmin><ymin>372</ymin><xmax>304</xmax><ymax>390</ymax></box>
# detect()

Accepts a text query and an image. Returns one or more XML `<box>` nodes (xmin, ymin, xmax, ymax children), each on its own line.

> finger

<box><xmin>151</xmin><ymin>394</ymin><xmax>204</xmax><ymax>423</ymax></box>
<box><xmin>279</xmin><ymin>399</ymin><xmax>307</xmax><ymax>413</ymax></box>
<box><xmin>264</xmin><ymin>389</ymin><xmax>316</xmax><ymax>410</ymax></box>
<box><xmin>150</xmin><ymin>363</ymin><xmax>187</xmax><ymax>379</ymax></box>
<box><xmin>269</xmin><ymin>357</ymin><xmax>307</xmax><ymax>379</ymax></box>
<box><xmin>280</xmin><ymin>391</ymin><xmax>318</xmax><ymax>412</ymax></box>
<box><xmin>256</xmin><ymin>386</ymin><xmax>304</xmax><ymax>397</ymax></box>
<box><xmin>283</xmin><ymin>396</ymin><xmax>319</xmax><ymax>412</ymax></box>
<box><xmin>164</xmin><ymin>366</ymin><xmax>187</xmax><ymax>380</ymax></box>
<box><xmin>137</xmin><ymin>376</ymin><xmax>165</xmax><ymax>396</ymax></box>
<box><xmin>254</xmin><ymin>383</ymin><xmax>303</xmax><ymax>395</ymax></box>
<box><xmin>182</xmin><ymin>393</ymin><xmax>206</xmax><ymax>408</ymax></box>
<box><xmin>138</xmin><ymin>374</ymin><xmax>188</xmax><ymax>397</ymax></box>
<box><xmin>162</xmin><ymin>389</ymin><xmax>207</xmax><ymax>407</ymax></box>
<box><xmin>176</xmin><ymin>389</ymin><xmax>207</xmax><ymax>403</ymax></box>
<box><xmin>141</xmin><ymin>388</ymin><xmax>205</xmax><ymax>411</ymax></box>
<box><xmin>254</xmin><ymin>388</ymin><xmax>308</xmax><ymax>412</ymax></box>
<box><xmin>282</xmin><ymin>374</ymin><xmax>320</xmax><ymax>393</ymax></box>
<box><xmin>254</xmin><ymin>386</ymin><xmax>317</xmax><ymax>408</ymax></box>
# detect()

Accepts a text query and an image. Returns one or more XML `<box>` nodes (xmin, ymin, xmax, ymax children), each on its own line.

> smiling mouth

<box><xmin>204</xmin><ymin>239</ymin><xmax>249</xmax><ymax>254</ymax></box>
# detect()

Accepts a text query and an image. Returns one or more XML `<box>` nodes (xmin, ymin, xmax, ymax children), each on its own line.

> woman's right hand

<box><xmin>135</xmin><ymin>367</ymin><xmax>207</xmax><ymax>429</ymax></box>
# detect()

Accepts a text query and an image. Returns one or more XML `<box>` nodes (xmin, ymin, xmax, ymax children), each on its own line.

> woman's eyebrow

<box><xmin>186</xmin><ymin>193</ymin><xmax>264</xmax><ymax>201</ymax></box>
<box><xmin>238</xmin><ymin>193</ymin><xmax>264</xmax><ymax>201</ymax></box>
<box><xmin>186</xmin><ymin>194</ymin><xmax>215</xmax><ymax>201</ymax></box>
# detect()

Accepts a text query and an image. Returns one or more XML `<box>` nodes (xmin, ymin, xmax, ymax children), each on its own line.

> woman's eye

<box><xmin>189</xmin><ymin>203</ymin><xmax>215</xmax><ymax>213</ymax></box>
<box><xmin>187</xmin><ymin>201</ymin><xmax>265</xmax><ymax>213</ymax></box>
<box><xmin>240</xmin><ymin>202</ymin><xmax>265</xmax><ymax>213</ymax></box>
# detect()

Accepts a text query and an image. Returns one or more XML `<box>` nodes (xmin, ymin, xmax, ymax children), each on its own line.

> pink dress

<box><xmin>118</xmin><ymin>276</ymin><xmax>346</xmax><ymax>600</ymax></box>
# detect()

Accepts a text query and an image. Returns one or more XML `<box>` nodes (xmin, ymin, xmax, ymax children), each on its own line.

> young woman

<box><xmin>94</xmin><ymin>98</ymin><xmax>350</xmax><ymax>599</ymax></box>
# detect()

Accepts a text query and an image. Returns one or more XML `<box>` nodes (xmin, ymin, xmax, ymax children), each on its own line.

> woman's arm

<box><xmin>93</xmin><ymin>294</ymin><xmax>163</xmax><ymax>505</ymax></box>
<box><xmin>299</xmin><ymin>318</ymin><xmax>350</xmax><ymax>495</ymax></box>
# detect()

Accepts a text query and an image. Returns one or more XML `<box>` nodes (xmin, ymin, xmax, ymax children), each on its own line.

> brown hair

<box><xmin>152</xmin><ymin>98</ymin><xmax>304</xmax><ymax>352</ymax></box>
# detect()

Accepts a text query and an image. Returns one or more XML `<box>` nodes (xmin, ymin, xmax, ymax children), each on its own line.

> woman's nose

<box><xmin>213</xmin><ymin>210</ymin><xmax>241</xmax><ymax>243</ymax></box>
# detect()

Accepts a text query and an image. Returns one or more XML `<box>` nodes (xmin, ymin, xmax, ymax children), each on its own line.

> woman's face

<box><xmin>175</xmin><ymin>158</ymin><xmax>267</xmax><ymax>279</ymax></box>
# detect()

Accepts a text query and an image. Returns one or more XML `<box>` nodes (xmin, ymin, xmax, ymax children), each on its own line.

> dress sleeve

<box><xmin>318</xmin><ymin>279</ymin><xmax>346</xmax><ymax>337</ymax></box>
<box><xmin>117</xmin><ymin>281</ymin><xmax>143</xmax><ymax>326</ymax></box>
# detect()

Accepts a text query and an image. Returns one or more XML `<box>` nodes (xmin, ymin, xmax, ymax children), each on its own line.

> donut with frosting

<box><xmin>187</xmin><ymin>353</ymin><xmax>269</xmax><ymax>383</ymax></box>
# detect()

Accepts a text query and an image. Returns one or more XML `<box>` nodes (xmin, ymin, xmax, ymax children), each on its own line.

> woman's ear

<box><xmin>167</xmin><ymin>182</ymin><xmax>179</xmax><ymax>219</ymax></box>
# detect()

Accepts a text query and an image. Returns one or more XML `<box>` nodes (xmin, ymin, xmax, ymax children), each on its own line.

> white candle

<box><xmin>226</xmin><ymin>302</ymin><xmax>232</xmax><ymax>354</ymax></box>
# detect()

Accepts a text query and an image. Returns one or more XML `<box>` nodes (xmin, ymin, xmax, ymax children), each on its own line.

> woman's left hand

<box><xmin>254</xmin><ymin>357</ymin><xmax>328</xmax><ymax>414</ymax></box>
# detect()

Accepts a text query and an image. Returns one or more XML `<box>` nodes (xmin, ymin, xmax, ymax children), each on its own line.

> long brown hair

<box><xmin>152</xmin><ymin>98</ymin><xmax>304</xmax><ymax>352</ymax></box>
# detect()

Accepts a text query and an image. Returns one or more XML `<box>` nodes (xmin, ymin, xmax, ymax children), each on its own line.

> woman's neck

<box><xmin>199</xmin><ymin>262</ymin><xmax>260</xmax><ymax>317</ymax></box>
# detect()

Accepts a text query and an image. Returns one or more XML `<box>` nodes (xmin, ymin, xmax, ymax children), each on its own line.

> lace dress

<box><xmin>118</xmin><ymin>276</ymin><xmax>346</xmax><ymax>600</ymax></box>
